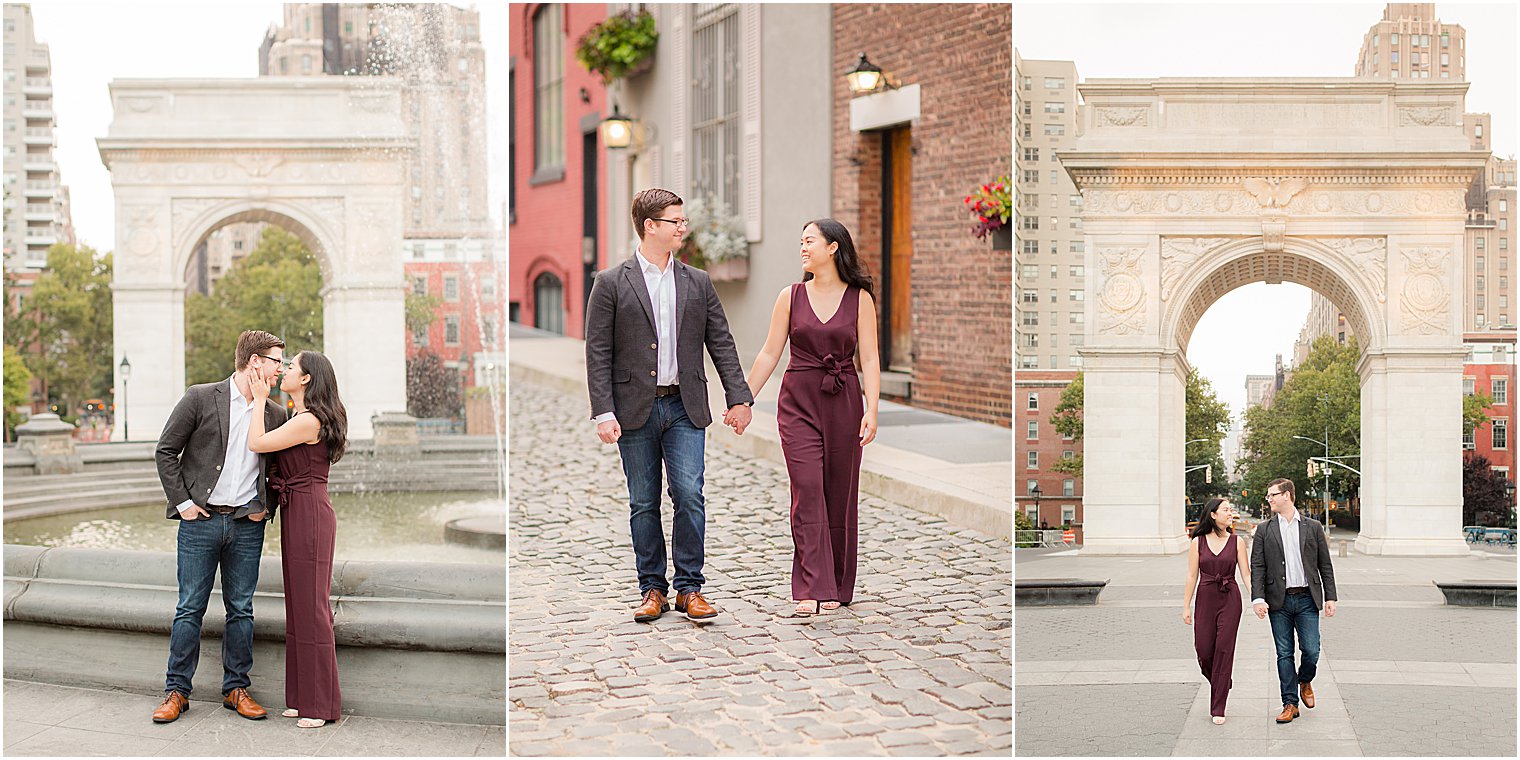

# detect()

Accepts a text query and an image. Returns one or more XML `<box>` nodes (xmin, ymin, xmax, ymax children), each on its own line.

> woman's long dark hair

<box><xmin>1189</xmin><ymin>497</ymin><xmax>1231</xmax><ymax>539</ymax></box>
<box><xmin>802</xmin><ymin>218</ymin><xmax>875</xmax><ymax>299</ymax></box>
<box><xmin>294</xmin><ymin>350</ymin><xmax>348</xmax><ymax>464</ymax></box>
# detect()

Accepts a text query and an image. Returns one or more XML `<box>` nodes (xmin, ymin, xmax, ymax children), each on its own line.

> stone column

<box><xmin>112</xmin><ymin>284</ymin><xmax>185</xmax><ymax>443</ymax></box>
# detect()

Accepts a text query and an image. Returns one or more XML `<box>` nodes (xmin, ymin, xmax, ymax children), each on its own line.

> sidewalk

<box><xmin>508</xmin><ymin>327</ymin><xmax>1011</xmax><ymax>538</ymax></box>
<box><xmin>1015</xmin><ymin>549</ymin><xmax>1517</xmax><ymax>756</ymax></box>
<box><xmin>1</xmin><ymin>680</ymin><xmax>504</xmax><ymax>757</ymax></box>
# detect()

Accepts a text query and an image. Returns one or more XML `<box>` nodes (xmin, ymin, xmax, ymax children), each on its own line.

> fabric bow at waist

<box><xmin>786</xmin><ymin>352</ymin><xmax>855</xmax><ymax>395</ymax></box>
<box><xmin>1200</xmin><ymin>571</ymin><xmax>1236</xmax><ymax>594</ymax></box>
<box><xmin>268</xmin><ymin>473</ymin><xmax>323</xmax><ymax>510</ymax></box>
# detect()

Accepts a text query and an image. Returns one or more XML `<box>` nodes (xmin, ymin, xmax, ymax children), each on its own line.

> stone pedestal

<box><xmin>371</xmin><ymin>411</ymin><xmax>420</xmax><ymax>456</ymax></box>
<box><xmin>16</xmin><ymin>414</ymin><xmax>83</xmax><ymax>475</ymax></box>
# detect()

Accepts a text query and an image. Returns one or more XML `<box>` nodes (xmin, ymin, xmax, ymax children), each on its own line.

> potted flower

<box><xmin>575</xmin><ymin>10</ymin><xmax>659</xmax><ymax>84</ymax></box>
<box><xmin>678</xmin><ymin>197</ymin><xmax>749</xmax><ymax>281</ymax></box>
<box><xmin>964</xmin><ymin>175</ymin><xmax>1013</xmax><ymax>250</ymax></box>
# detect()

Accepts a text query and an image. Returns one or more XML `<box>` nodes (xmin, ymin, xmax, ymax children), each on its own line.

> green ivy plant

<box><xmin>575</xmin><ymin>10</ymin><xmax>659</xmax><ymax>84</ymax></box>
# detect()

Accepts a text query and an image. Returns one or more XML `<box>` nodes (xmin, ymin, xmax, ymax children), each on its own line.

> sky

<box><xmin>28</xmin><ymin>1</ymin><xmax>508</xmax><ymax>252</ymax></box>
<box><xmin>1015</xmin><ymin>1</ymin><xmax>1517</xmax><ymax>436</ymax></box>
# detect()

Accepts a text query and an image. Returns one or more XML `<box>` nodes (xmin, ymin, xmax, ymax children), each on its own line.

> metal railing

<box><xmin>1015</xmin><ymin>529</ymin><xmax>1072</xmax><ymax>548</ymax></box>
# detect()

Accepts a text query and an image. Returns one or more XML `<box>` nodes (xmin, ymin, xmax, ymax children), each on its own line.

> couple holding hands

<box><xmin>586</xmin><ymin>188</ymin><xmax>880</xmax><ymax>622</ymax></box>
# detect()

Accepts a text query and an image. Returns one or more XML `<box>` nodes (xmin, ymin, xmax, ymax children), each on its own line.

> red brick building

<box><xmin>1464</xmin><ymin>331</ymin><xmax>1516</xmax><ymax>484</ymax></box>
<box><xmin>831</xmin><ymin>3</ymin><xmax>1012</xmax><ymax>426</ymax></box>
<box><xmin>1017</xmin><ymin>371</ymin><xmax>1083</xmax><ymax>538</ymax></box>
<box><xmin>508</xmin><ymin>3</ymin><xmax>608</xmax><ymax>338</ymax></box>
<box><xmin>404</xmin><ymin>238</ymin><xmax>504</xmax><ymax>388</ymax></box>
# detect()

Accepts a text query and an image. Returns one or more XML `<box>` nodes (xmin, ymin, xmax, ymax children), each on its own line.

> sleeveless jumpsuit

<box><xmin>1194</xmin><ymin>532</ymin><xmax>1241</xmax><ymax>718</ymax></box>
<box><xmin>271</xmin><ymin>430</ymin><xmax>342</xmax><ymax>721</ymax></box>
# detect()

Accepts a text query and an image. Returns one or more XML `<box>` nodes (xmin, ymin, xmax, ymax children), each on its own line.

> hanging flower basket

<box><xmin>575</xmin><ymin>10</ymin><xmax>659</xmax><ymax>84</ymax></box>
<box><xmin>676</xmin><ymin>197</ymin><xmax>749</xmax><ymax>280</ymax></box>
<box><xmin>964</xmin><ymin>175</ymin><xmax>1013</xmax><ymax>243</ymax></box>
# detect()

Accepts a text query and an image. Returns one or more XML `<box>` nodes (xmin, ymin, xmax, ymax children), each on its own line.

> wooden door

<box><xmin>883</xmin><ymin>127</ymin><xmax>913</xmax><ymax>370</ymax></box>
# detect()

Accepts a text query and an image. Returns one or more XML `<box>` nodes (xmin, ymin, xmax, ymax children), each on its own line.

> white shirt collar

<box><xmin>1277</xmin><ymin>509</ymin><xmax>1301</xmax><ymax>527</ymax></box>
<box><xmin>227</xmin><ymin>375</ymin><xmax>253</xmax><ymax>410</ymax></box>
<box><xmin>635</xmin><ymin>247</ymin><xmax>673</xmax><ymax>276</ymax></box>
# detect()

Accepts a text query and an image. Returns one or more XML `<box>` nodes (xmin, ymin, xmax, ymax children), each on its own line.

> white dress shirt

<box><xmin>176</xmin><ymin>375</ymin><xmax>261</xmax><ymax>515</ymax></box>
<box><xmin>1252</xmin><ymin>509</ymin><xmax>1308</xmax><ymax>607</ymax></box>
<box><xmin>593</xmin><ymin>248</ymin><xmax>679</xmax><ymax>426</ymax></box>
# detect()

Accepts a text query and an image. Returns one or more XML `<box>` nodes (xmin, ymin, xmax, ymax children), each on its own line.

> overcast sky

<box><xmin>1015</xmin><ymin>1</ymin><xmax>1517</xmax><ymax>438</ymax></box>
<box><xmin>29</xmin><ymin>1</ymin><xmax>507</xmax><ymax>253</ymax></box>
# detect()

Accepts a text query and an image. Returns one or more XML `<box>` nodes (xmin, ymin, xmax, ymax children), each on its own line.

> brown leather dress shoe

<box><xmin>152</xmin><ymin>691</ymin><xmax>189</xmax><ymax>724</ymax></box>
<box><xmin>1299</xmin><ymin>681</ymin><xmax>1314</xmax><ymax>708</ymax></box>
<box><xmin>223</xmin><ymin>687</ymin><xmax>268</xmax><ymax>720</ymax></box>
<box><xmin>633</xmin><ymin>589</ymin><xmax>668</xmax><ymax>622</ymax></box>
<box><xmin>675</xmin><ymin>590</ymin><xmax>718</xmax><ymax>620</ymax></box>
<box><xmin>1275</xmin><ymin>703</ymin><xmax>1299</xmax><ymax>723</ymax></box>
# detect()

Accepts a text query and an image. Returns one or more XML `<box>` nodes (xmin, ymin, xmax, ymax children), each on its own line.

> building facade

<box><xmin>1353</xmin><ymin>3</ymin><xmax>1465</xmax><ymax>80</ymax></box>
<box><xmin>1018</xmin><ymin>371</ymin><xmax>1083</xmax><ymax>538</ymax></box>
<box><xmin>405</xmin><ymin>238</ymin><xmax>504</xmax><ymax>387</ymax></box>
<box><xmin>3</xmin><ymin>3</ymin><xmax>72</xmax><ymax>272</ymax></box>
<box><xmin>1464</xmin><ymin>335</ymin><xmax>1515</xmax><ymax>484</ymax></box>
<box><xmin>507</xmin><ymin>2</ymin><xmax>607</xmax><ymax>338</ymax></box>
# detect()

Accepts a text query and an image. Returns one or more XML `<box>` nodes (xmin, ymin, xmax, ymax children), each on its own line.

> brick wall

<box><xmin>832</xmin><ymin>3</ymin><xmax>1013</xmax><ymax>426</ymax></box>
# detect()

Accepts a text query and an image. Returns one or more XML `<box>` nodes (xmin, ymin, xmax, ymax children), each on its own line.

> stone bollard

<box><xmin>371</xmin><ymin>411</ymin><xmax>421</xmax><ymax>457</ymax></box>
<box><xmin>1339</xmin><ymin>539</ymin><xmax>1348</xmax><ymax>558</ymax></box>
<box><xmin>15</xmin><ymin>413</ymin><xmax>84</xmax><ymax>475</ymax></box>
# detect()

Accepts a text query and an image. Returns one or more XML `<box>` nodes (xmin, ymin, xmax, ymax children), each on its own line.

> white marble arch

<box><xmin>99</xmin><ymin>79</ymin><xmax>415</xmax><ymax>442</ymax></box>
<box><xmin>1062</xmin><ymin>78</ymin><xmax>1486</xmax><ymax>556</ymax></box>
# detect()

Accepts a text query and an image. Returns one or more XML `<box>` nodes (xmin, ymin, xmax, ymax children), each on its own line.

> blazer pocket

<box><xmin>613</xmin><ymin>369</ymin><xmax>631</xmax><ymax>384</ymax></box>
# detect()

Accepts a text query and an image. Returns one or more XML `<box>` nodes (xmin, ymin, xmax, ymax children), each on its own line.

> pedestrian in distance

<box><xmin>1250</xmin><ymin>478</ymin><xmax>1338</xmax><ymax>724</ymax></box>
<box><xmin>738</xmin><ymin>219</ymin><xmax>881</xmax><ymax>619</ymax></box>
<box><xmin>1183</xmin><ymin>497</ymin><xmax>1251</xmax><ymax>724</ymax></box>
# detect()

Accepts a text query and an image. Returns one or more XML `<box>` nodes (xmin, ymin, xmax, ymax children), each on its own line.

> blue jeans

<box><xmin>617</xmin><ymin>395</ymin><xmax>706</xmax><ymax>595</ymax></box>
<box><xmin>1268</xmin><ymin>592</ymin><xmax>1321</xmax><ymax>706</ymax></box>
<box><xmin>164</xmin><ymin>509</ymin><xmax>266</xmax><ymax>696</ymax></box>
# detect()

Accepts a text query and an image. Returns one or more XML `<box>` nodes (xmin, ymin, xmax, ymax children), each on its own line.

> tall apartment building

<box><xmin>1015</xmin><ymin>53</ymin><xmax>1086</xmax><ymax>530</ymax></box>
<box><xmin>1352</xmin><ymin>3</ymin><xmax>1465</xmax><ymax>79</ymax></box>
<box><xmin>258</xmin><ymin>4</ymin><xmax>502</xmax><ymax>385</ymax></box>
<box><xmin>3</xmin><ymin>3</ymin><xmax>72</xmax><ymax>272</ymax></box>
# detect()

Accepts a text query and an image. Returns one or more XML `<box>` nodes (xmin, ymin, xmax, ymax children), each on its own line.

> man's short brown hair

<box><xmin>1267</xmin><ymin>478</ymin><xmax>1295</xmax><ymax>502</ymax></box>
<box><xmin>631</xmin><ymin>188</ymin><xmax>683</xmax><ymax>240</ymax></box>
<box><xmin>235</xmin><ymin>330</ymin><xmax>285</xmax><ymax>370</ymax></box>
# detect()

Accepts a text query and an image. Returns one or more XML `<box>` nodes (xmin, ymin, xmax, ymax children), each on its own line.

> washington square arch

<box><xmin>1065</xmin><ymin>78</ymin><xmax>1487</xmax><ymax>557</ymax></box>
<box><xmin>98</xmin><ymin>78</ymin><xmax>412</xmax><ymax>441</ymax></box>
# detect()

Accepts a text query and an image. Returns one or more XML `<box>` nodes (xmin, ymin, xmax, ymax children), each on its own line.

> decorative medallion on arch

<box><xmin>98</xmin><ymin>78</ymin><xmax>416</xmax><ymax>442</ymax></box>
<box><xmin>1062</xmin><ymin>78</ymin><xmax>1487</xmax><ymax>556</ymax></box>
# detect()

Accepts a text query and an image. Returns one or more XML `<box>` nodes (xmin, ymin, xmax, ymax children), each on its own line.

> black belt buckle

<box><xmin>655</xmin><ymin>385</ymin><xmax>680</xmax><ymax>397</ymax></box>
<box><xmin>207</xmin><ymin>504</ymin><xmax>238</xmax><ymax>515</ymax></box>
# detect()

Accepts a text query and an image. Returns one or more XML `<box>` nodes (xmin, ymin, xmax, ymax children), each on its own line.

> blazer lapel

<box><xmin>673</xmin><ymin>260</ymin><xmax>693</xmax><ymax>338</ymax></box>
<box><xmin>1300</xmin><ymin>516</ymin><xmax>1314</xmax><ymax>568</ymax></box>
<box><xmin>622</xmin><ymin>259</ymin><xmax>656</xmax><ymax>331</ymax></box>
<box><xmin>214</xmin><ymin>380</ymin><xmax>230</xmax><ymax>459</ymax></box>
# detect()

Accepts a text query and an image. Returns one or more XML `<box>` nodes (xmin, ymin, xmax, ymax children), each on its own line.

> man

<box><xmin>151</xmin><ymin>330</ymin><xmax>290</xmax><ymax>723</ymax></box>
<box><xmin>586</xmin><ymin>187</ymin><xmax>754</xmax><ymax>623</ymax></box>
<box><xmin>1249</xmin><ymin>477</ymin><xmax>1338</xmax><ymax>724</ymax></box>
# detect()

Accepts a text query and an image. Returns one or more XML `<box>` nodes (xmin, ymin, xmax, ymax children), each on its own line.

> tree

<box><xmin>1048</xmin><ymin>373</ymin><xmax>1084</xmax><ymax>476</ymax></box>
<box><xmin>1463</xmin><ymin>391</ymin><xmax>1495</xmax><ymax>437</ymax></box>
<box><xmin>1236</xmin><ymin>336</ymin><xmax>1362</xmax><ymax>518</ymax></box>
<box><xmin>185</xmin><ymin>226</ymin><xmax>323</xmax><ymax>385</ymax></box>
<box><xmin>406</xmin><ymin>350</ymin><xmax>462</xmax><ymax>418</ymax></box>
<box><xmin>4</xmin><ymin>344</ymin><xmax>33</xmax><ymax>440</ymax></box>
<box><xmin>1463</xmin><ymin>454</ymin><xmax>1511</xmax><ymax>527</ymax></box>
<box><xmin>17</xmin><ymin>244</ymin><xmax>114</xmax><ymax>418</ymax></box>
<box><xmin>1185</xmin><ymin>370</ymin><xmax>1232</xmax><ymax>506</ymax></box>
<box><xmin>405</xmin><ymin>291</ymin><xmax>443</xmax><ymax>337</ymax></box>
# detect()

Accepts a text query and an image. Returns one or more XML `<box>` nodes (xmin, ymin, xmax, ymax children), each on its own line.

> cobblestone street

<box><xmin>509</xmin><ymin>379</ymin><xmax>1012</xmax><ymax>756</ymax></box>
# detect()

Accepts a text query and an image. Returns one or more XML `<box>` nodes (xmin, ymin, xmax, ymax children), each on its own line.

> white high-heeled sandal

<box><xmin>1212</xmin><ymin>716</ymin><xmax>1226</xmax><ymax>725</ymax></box>
<box><xmin>297</xmin><ymin>717</ymin><xmax>327</xmax><ymax>728</ymax></box>
<box><xmin>282</xmin><ymin>709</ymin><xmax>299</xmax><ymax>718</ymax></box>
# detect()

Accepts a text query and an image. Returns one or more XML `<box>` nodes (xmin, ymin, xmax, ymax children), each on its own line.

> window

<box><xmin>1023</xmin><ymin>148</ymin><xmax>1039</xmax><ymax>161</ymax></box>
<box><xmin>1502</xmin><ymin>238</ymin><xmax>1509</xmax><ymax>251</ymax></box>
<box><xmin>1069</xmin><ymin>242</ymin><xmax>1084</xmax><ymax>254</ymax></box>
<box><xmin>1027</xmin><ymin>451</ymin><xmax>1039</xmax><ymax>469</ymax></box>
<box><xmin>1391</xmin><ymin>33</ymin><xmax>1399</xmax><ymax>45</ymax></box>
<box><xmin>1503</xmin><ymin>295</ymin><xmax>1510</xmax><ymax>309</ymax></box>
<box><xmin>1021</xmin><ymin>333</ymin><xmax>1039</xmax><ymax>348</ymax></box>
<box><xmin>1495</xmin><ymin>346</ymin><xmax>1508</xmax><ymax>362</ymax></box>
<box><xmin>1070</xmin><ymin>195</ymin><xmax>1082</xmax><ymax>207</ymax></box>
<box><xmin>1021</xmin><ymin>216</ymin><xmax>1039</xmax><ymax>230</ymax></box>
<box><xmin>1061</xmin><ymin>505</ymin><xmax>1075</xmax><ymax>524</ymax></box>
<box><xmin>1022</xmin><ymin>240</ymin><xmax>1039</xmax><ymax>255</ymax></box>
<box><xmin>1070</xmin><ymin>217</ymin><xmax>1082</xmax><ymax>230</ymax></box>
<box><xmin>1022</xmin><ymin>289</ymin><xmax>1039</xmax><ymax>304</ymax></box>
<box><xmin>1027</xmin><ymin>393</ymin><xmax>1039</xmax><ymax>411</ymax></box>
<box><xmin>1503</xmin><ymin>277</ymin><xmax>1510</xmax><ymax>291</ymax></box>
<box><xmin>1050</xmin><ymin>265</ymin><xmax>1058</xmax><ymax>278</ymax></box>
<box><xmin>1022</xmin><ymin>76</ymin><xmax>1032</xmax><ymax>91</ymax></box>
<box><xmin>1062</xmin><ymin>450</ymin><xmax>1074</xmax><ymax>460</ymax></box>
<box><xmin>1501</xmin><ymin>199</ymin><xmax>1508</xmax><ymax>212</ymax></box>
<box><xmin>1069</xmin><ymin>290</ymin><xmax>1084</xmax><ymax>302</ymax></box>
<box><xmin>1476</xmin><ymin>295</ymin><xmax>1486</xmax><ymax>310</ymax></box>
<box><xmin>1022</xmin><ymin>101</ymin><xmax>1031</xmax><ymax>117</ymax></box>
<box><xmin>1493</xmin><ymin>377</ymin><xmax>1509</xmax><ymax>406</ymax></box>
<box><xmin>1463</xmin><ymin>427</ymin><xmax>1476</xmax><ymax>449</ymax></box>
<box><xmin>1478</xmin><ymin>255</ymin><xmax>1486</xmax><ymax>271</ymax></box>
<box><xmin>1442</xmin><ymin>33</ymin><xmax>1449</xmax><ymax>48</ymax></box>
<box><xmin>1069</xmin><ymin>312</ymin><xmax>1084</xmax><ymax>325</ymax></box>
<box><xmin>1501</xmin><ymin>219</ymin><xmax>1509</xmax><ymax>231</ymax></box>
<box><xmin>1477</xmin><ymin>276</ymin><xmax>1485</xmax><ymax>290</ymax></box>
<box><xmin>1022</xmin><ymin>169</ymin><xmax>1039</xmax><ymax>183</ymax></box>
<box><xmin>1477</xmin><ymin>314</ymin><xmax>1486</xmax><ymax>326</ymax></box>
<box><xmin>1021</xmin><ymin>355</ymin><xmax>1039</xmax><ymax>369</ymax></box>
<box><xmin>482</xmin><ymin>315</ymin><xmax>498</xmax><ymax>347</ymax></box>
<box><xmin>1392</xmin><ymin>70</ymin><xmax>1399</xmax><ymax>78</ymax></box>
<box><xmin>1442</xmin><ymin>53</ymin><xmax>1449</xmax><ymax>66</ymax></box>
<box><xmin>1373</xmin><ymin>34</ymin><xmax>1378</xmax><ymax>47</ymax></box>
<box><xmin>444</xmin><ymin>274</ymin><xmax>460</xmax><ymax>301</ymax></box>
<box><xmin>1069</xmin><ymin>355</ymin><xmax>1083</xmax><ymax>368</ymax></box>
<box><xmin>1391</xmin><ymin>51</ymin><xmax>1399</xmax><ymax>64</ymax></box>
<box><xmin>1050</xmin><ymin>217</ymin><xmax>1058</xmax><ymax>230</ymax></box>
<box><xmin>1022</xmin><ymin>311</ymin><xmax>1039</xmax><ymax>326</ymax></box>
<box><xmin>1027</xmin><ymin>421</ymin><xmax>1039</xmax><ymax>440</ymax></box>
<box><xmin>444</xmin><ymin>315</ymin><xmax>461</xmax><ymax>346</ymax></box>
<box><xmin>1494</xmin><ymin>418</ymin><xmax>1509</xmax><ymax>450</ymax></box>
<box><xmin>1043</xmin><ymin>124</ymin><xmax>1065</xmax><ymax>136</ymax></box>
<box><xmin>1476</xmin><ymin>123</ymin><xmax>1484</xmax><ymax>138</ymax></box>
<box><xmin>1044</xmin><ymin>102</ymin><xmax>1065</xmax><ymax>114</ymax></box>
<box><xmin>345</xmin><ymin>21</ymin><xmax>352</xmax><ymax>35</ymax></box>
<box><xmin>1022</xmin><ymin>264</ymin><xmax>1038</xmax><ymax>280</ymax></box>
<box><xmin>1070</xmin><ymin>264</ymin><xmax>1085</xmax><ymax>277</ymax></box>
<box><xmin>532</xmin><ymin>5</ymin><xmax>565</xmax><ymax>174</ymax></box>
<box><xmin>1063</xmin><ymin>479</ymin><xmax>1075</xmax><ymax>498</ymax></box>
<box><xmin>302</xmin><ymin>54</ymin><xmax>312</xmax><ymax>73</ymax></box>
<box><xmin>691</xmin><ymin>4</ymin><xmax>742</xmax><ymax>213</ymax></box>
<box><xmin>1372</xmin><ymin>53</ymin><xmax>1378</xmax><ymax>67</ymax></box>
<box><xmin>412</xmin><ymin>275</ymin><xmax>429</xmax><ymax>296</ymax></box>
<box><xmin>1478</xmin><ymin>237</ymin><xmax>1486</xmax><ymax>250</ymax></box>
<box><xmin>1044</xmin><ymin>77</ymin><xmax>1065</xmax><ymax>89</ymax></box>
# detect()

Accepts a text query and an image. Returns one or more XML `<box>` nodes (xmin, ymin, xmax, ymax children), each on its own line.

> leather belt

<box><xmin>1285</xmin><ymin>587</ymin><xmax>1310</xmax><ymax>595</ymax></box>
<box><xmin>654</xmin><ymin>384</ymin><xmax>681</xmax><ymax>397</ymax></box>
<box><xmin>206</xmin><ymin>504</ymin><xmax>239</xmax><ymax>515</ymax></box>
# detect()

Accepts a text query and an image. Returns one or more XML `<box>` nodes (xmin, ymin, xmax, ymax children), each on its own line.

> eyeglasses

<box><xmin>651</xmin><ymin>218</ymin><xmax>690</xmax><ymax>229</ymax></box>
<box><xmin>1266</xmin><ymin>490</ymin><xmax>1284</xmax><ymax>498</ymax></box>
<box><xmin>256</xmin><ymin>353</ymin><xmax>290</xmax><ymax>369</ymax></box>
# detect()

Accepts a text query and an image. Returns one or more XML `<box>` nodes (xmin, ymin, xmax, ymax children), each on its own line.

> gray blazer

<box><xmin>1249</xmin><ymin>513</ymin><xmax>1339</xmax><ymax>611</ymax></box>
<box><xmin>155</xmin><ymin>378</ymin><xmax>289</xmax><ymax>521</ymax></box>
<box><xmin>585</xmin><ymin>256</ymin><xmax>753</xmax><ymax>430</ymax></box>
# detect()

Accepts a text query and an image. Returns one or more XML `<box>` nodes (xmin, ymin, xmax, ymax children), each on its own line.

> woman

<box><xmin>737</xmin><ymin>219</ymin><xmax>881</xmax><ymax>618</ymax></box>
<box><xmin>248</xmin><ymin>351</ymin><xmax>347</xmax><ymax>728</ymax></box>
<box><xmin>1182</xmin><ymin>497</ymin><xmax>1251</xmax><ymax>725</ymax></box>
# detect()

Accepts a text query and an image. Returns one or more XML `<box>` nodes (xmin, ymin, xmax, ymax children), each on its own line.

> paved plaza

<box><xmin>508</xmin><ymin>379</ymin><xmax>1012</xmax><ymax>756</ymax></box>
<box><xmin>1015</xmin><ymin>548</ymin><xmax>1518</xmax><ymax>756</ymax></box>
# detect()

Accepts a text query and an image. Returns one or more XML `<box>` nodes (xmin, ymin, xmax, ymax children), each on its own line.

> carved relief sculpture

<box><xmin>1320</xmin><ymin>237</ymin><xmax>1389</xmax><ymax>304</ymax></box>
<box><xmin>1399</xmin><ymin>247</ymin><xmax>1451</xmax><ymax>335</ymax></box>
<box><xmin>1096</xmin><ymin>247</ymin><xmax>1148</xmax><ymax>335</ymax></box>
<box><xmin>1096</xmin><ymin>106</ymin><xmax>1148</xmax><ymax>127</ymax></box>
<box><xmin>1159</xmin><ymin>237</ymin><xmax>1231</xmax><ymax>301</ymax></box>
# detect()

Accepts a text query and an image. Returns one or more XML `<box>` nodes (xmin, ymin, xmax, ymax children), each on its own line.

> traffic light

<box><xmin>1205</xmin><ymin>465</ymin><xmax>1212</xmax><ymax>484</ymax></box>
<box><xmin>1307</xmin><ymin>459</ymin><xmax>1318</xmax><ymax>478</ymax></box>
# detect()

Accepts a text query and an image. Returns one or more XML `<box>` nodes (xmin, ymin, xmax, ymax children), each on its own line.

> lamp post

<box><xmin>600</xmin><ymin>103</ymin><xmax>634</xmax><ymax>150</ymax></box>
<box><xmin>1292</xmin><ymin>431</ymin><xmax>1332</xmax><ymax>526</ymax></box>
<box><xmin>118</xmin><ymin>355</ymin><xmax>131</xmax><ymax>442</ymax></box>
<box><xmin>1030</xmin><ymin>483</ymin><xmax>1042</xmax><ymax>528</ymax></box>
<box><xmin>1506</xmin><ymin>479</ymin><xmax>1516</xmax><ymax>531</ymax></box>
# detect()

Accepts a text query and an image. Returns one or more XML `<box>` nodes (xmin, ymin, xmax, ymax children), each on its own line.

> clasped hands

<box><xmin>722</xmin><ymin>404</ymin><xmax>752</xmax><ymax>435</ymax></box>
<box><xmin>1251</xmin><ymin>600</ymin><xmax>1335</xmax><ymax>619</ymax></box>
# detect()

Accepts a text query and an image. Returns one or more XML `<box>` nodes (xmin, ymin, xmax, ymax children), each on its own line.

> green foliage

<box><xmin>574</xmin><ymin>10</ymin><xmax>658</xmax><ymax>84</ymax></box>
<box><xmin>1236</xmin><ymin>336</ymin><xmax>1362</xmax><ymax>517</ymax></box>
<box><xmin>1185</xmin><ymin>370</ymin><xmax>1232</xmax><ymax>505</ymax></box>
<box><xmin>1463</xmin><ymin>391</ymin><xmax>1495</xmax><ymax>437</ymax></box>
<box><xmin>4</xmin><ymin>344</ymin><xmax>33</xmax><ymax>439</ymax></box>
<box><xmin>16</xmin><ymin>244</ymin><xmax>114</xmax><ymax>416</ymax></box>
<box><xmin>1048</xmin><ymin>373</ymin><xmax>1084</xmax><ymax>476</ymax></box>
<box><xmin>185</xmin><ymin>227</ymin><xmax>323</xmax><ymax>385</ymax></box>
<box><xmin>406</xmin><ymin>291</ymin><xmax>443</xmax><ymax>336</ymax></box>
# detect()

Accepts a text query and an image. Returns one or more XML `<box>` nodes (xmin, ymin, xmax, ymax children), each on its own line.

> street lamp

<box><xmin>1292</xmin><ymin>431</ymin><xmax>1332</xmax><ymax>526</ymax></box>
<box><xmin>1030</xmin><ymin>483</ymin><xmax>1042</xmax><ymax>528</ymax></box>
<box><xmin>1506</xmin><ymin>479</ymin><xmax>1516</xmax><ymax>530</ymax></box>
<box><xmin>600</xmin><ymin>103</ymin><xmax>634</xmax><ymax>150</ymax></box>
<box><xmin>845</xmin><ymin>52</ymin><xmax>899</xmax><ymax>94</ymax></box>
<box><xmin>119</xmin><ymin>355</ymin><xmax>131</xmax><ymax>442</ymax></box>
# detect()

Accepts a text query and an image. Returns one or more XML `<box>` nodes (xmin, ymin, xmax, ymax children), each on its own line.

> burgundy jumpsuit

<box><xmin>272</xmin><ymin>433</ymin><xmax>341</xmax><ymax>721</ymax></box>
<box><xmin>1194</xmin><ymin>532</ymin><xmax>1242</xmax><ymax>718</ymax></box>
<box><xmin>778</xmin><ymin>283</ymin><xmax>864</xmax><ymax>605</ymax></box>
